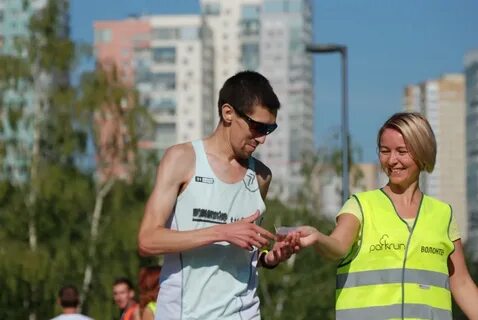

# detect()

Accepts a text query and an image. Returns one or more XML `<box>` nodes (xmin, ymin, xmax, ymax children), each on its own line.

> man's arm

<box><xmin>138</xmin><ymin>145</ymin><xmax>275</xmax><ymax>256</ymax></box>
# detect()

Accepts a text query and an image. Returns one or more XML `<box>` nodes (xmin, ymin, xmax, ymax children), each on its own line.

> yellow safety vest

<box><xmin>336</xmin><ymin>189</ymin><xmax>454</xmax><ymax>320</ymax></box>
<box><xmin>147</xmin><ymin>301</ymin><xmax>156</xmax><ymax>313</ymax></box>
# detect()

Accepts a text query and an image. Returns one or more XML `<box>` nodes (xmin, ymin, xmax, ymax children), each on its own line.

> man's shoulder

<box><xmin>157</xmin><ymin>142</ymin><xmax>196</xmax><ymax>185</ymax></box>
<box><xmin>164</xmin><ymin>141</ymin><xmax>194</xmax><ymax>159</ymax></box>
<box><xmin>161</xmin><ymin>142</ymin><xmax>195</xmax><ymax>169</ymax></box>
<box><xmin>252</xmin><ymin>157</ymin><xmax>272</xmax><ymax>179</ymax></box>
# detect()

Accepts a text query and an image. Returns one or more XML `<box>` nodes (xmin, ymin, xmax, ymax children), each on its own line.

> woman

<box><xmin>138</xmin><ymin>266</ymin><xmax>161</xmax><ymax>320</ymax></box>
<box><xmin>299</xmin><ymin>112</ymin><xmax>478</xmax><ymax>319</ymax></box>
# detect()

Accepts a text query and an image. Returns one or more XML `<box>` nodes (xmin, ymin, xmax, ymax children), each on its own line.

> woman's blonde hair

<box><xmin>377</xmin><ymin>112</ymin><xmax>436</xmax><ymax>173</ymax></box>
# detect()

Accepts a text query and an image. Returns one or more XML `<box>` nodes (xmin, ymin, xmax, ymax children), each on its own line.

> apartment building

<box><xmin>0</xmin><ymin>0</ymin><xmax>69</xmax><ymax>183</ymax></box>
<box><xmin>94</xmin><ymin>14</ymin><xmax>215</xmax><ymax>158</ymax></box>
<box><xmin>465</xmin><ymin>49</ymin><xmax>478</xmax><ymax>258</ymax></box>
<box><xmin>404</xmin><ymin>74</ymin><xmax>468</xmax><ymax>241</ymax></box>
<box><xmin>200</xmin><ymin>0</ymin><xmax>314</xmax><ymax>201</ymax></box>
<box><xmin>94</xmin><ymin>0</ymin><xmax>313</xmax><ymax>201</ymax></box>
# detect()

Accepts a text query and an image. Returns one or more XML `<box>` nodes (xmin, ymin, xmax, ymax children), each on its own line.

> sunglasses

<box><xmin>232</xmin><ymin>106</ymin><xmax>278</xmax><ymax>136</ymax></box>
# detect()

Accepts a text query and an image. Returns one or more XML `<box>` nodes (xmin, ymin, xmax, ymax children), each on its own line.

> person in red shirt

<box><xmin>113</xmin><ymin>278</ymin><xmax>140</xmax><ymax>320</ymax></box>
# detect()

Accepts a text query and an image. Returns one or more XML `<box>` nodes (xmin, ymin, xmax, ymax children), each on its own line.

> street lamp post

<box><xmin>306</xmin><ymin>43</ymin><xmax>349</xmax><ymax>203</ymax></box>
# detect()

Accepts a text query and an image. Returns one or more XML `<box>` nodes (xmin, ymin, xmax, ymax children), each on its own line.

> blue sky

<box><xmin>71</xmin><ymin>0</ymin><xmax>478</xmax><ymax>162</ymax></box>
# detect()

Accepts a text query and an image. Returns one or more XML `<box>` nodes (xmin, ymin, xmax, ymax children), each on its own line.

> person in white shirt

<box><xmin>138</xmin><ymin>71</ymin><xmax>300</xmax><ymax>320</ymax></box>
<box><xmin>51</xmin><ymin>285</ymin><xmax>93</xmax><ymax>320</ymax></box>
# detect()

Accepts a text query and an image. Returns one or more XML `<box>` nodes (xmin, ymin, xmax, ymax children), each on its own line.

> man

<box><xmin>138</xmin><ymin>71</ymin><xmax>298</xmax><ymax>319</ymax></box>
<box><xmin>113</xmin><ymin>278</ymin><xmax>140</xmax><ymax>320</ymax></box>
<box><xmin>51</xmin><ymin>285</ymin><xmax>93</xmax><ymax>320</ymax></box>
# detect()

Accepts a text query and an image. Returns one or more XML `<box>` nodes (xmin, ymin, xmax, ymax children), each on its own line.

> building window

<box><xmin>202</xmin><ymin>3</ymin><xmax>220</xmax><ymax>15</ymax></box>
<box><xmin>242</xmin><ymin>5</ymin><xmax>260</xmax><ymax>19</ymax></box>
<box><xmin>151</xmin><ymin>97</ymin><xmax>176</xmax><ymax>111</ymax></box>
<box><xmin>135</xmin><ymin>59</ymin><xmax>152</xmax><ymax>83</ymax></box>
<box><xmin>180</xmin><ymin>27</ymin><xmax>199</xmax><ymax>40</ymax></box>
<box><xmin>22</xmin><ymin>0</ymin><xmax>30</xmax><ymax>11</ymax></box>
<box><xmin>240</xmin><ymin>20</ymin><xmax>260</xmax><ymax>36</ymax></box>
<box><xmin>153</xmin><ymin>47</ymin><xmax>176</xmax><ymax>64</ymax></box>
<box><xmin>264</xmin><ymin>0</ymin><xmax>286</xmax><ymax>13</ymax></box>
<box><xmin>94</xmin><ymin>28</ymin><xmax>111</xmax><ymax>44</ymax></box>
<box><xmin>241</xmin><ymin>43</ymin><xmax>259</xmax><ymax>70</ymax></box>
<box><xmin>153</xmin><ymin>73</ymin><xmax>176</xmax><ymax>90</ymax></box>
<box><xmin>289</xmin><ymin>1</ymin><xmax>302</xmax><ymax>12</ymax></box>
<box><xmin>153</xmin><ymin>27</ymin><xmax>179</xmax><ymax>40</ymax></box>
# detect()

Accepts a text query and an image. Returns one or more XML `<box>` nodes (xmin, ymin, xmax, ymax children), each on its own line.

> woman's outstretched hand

<box><xmin>296</xmin><ymin>226</ymin><xmax>320</xmax><ymax>248</ymax></box>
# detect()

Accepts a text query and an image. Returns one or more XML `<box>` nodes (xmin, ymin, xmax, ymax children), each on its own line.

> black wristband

<box><xmin>259</xmin><ymin>250</ymin><xmax>278</xmax><ymax>269</ymax></box>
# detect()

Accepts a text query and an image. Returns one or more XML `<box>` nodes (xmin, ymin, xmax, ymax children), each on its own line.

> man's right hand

<box><xmin>217</xmin><ymin>211</ymin><xmax>275</xmax><ymax>250</ymax></box>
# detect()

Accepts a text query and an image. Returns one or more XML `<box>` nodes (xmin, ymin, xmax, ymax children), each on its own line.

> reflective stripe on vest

<box><xmin>336</xmin><ymin>304</ymin><xmax>452</xmax><ymax>320</ymax></box>
<box><xmin>336</xmin><ymin>189</ymin><xmax>454</xmax><ymax>320</ymax></box>
<box><xmin>336</xmin><ymin>268</ymin><xmax>449</xmax><ymax>290</ymax></box>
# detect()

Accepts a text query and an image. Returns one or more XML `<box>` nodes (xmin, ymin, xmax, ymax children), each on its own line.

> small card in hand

<box><xmin>274</xmin><ymin>226</ymin><xmax>299</xmax><ymax>236</ymax></box>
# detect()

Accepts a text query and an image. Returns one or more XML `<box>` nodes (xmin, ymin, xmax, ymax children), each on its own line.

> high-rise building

<box><xmin>94</xmin><ymin>15</ymin><xmax>215</xmax><ymax>161</ymax></box>
<box><xmin>141</xmin><ymin>15</ymin><xmax>215</xmax><ymax>154</ymax></box>
<box><xmin>93</xmin><ymin>0</ymin><xmax>313</xmax><ymax>201</ymax></box>
<box><xmin>95</xmin><ymin>0</ymin><xmax>314</xmax><ymax>200</ymax></box>
<box><xmin>465</xmin><ymin>49</ymin><xmax>478</xmax><ymax>258</ymax></box>
<box><xmin>93</xmin><ymin>17</ymin><xmax>152</xmax><ymax>181</ymax></box>
<box><xmin>94</xmin><ymin>17</ymin><xmax>151</xmax><ymax>87</ymax></box>
<box><xmin>0</xmin><ymin>0</ymin><xmax>69</xmax><ymax>183</ymax></box>
<box><xmin>404</xmin><ymin>74</ymin><xmax>468</xmax><ymax>241</ymax></box>
<box><xmin>201</xmin><ymin>0</ymin><xmax>314</xmax><ymax>201</ymax></box>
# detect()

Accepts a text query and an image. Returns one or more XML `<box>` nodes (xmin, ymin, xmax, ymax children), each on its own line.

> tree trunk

<box><xmin>79</xmin><ymin>178</ymin><xmax>115</xmax><ymax>311</ymax></box>
<box><xmin>26</xmin><ymin>67</ymin><xmax>48</xmax><ymax>320</ymax></box>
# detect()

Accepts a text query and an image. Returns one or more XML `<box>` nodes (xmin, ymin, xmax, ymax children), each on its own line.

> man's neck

<box><xmin>62</xmin><ymin>307</ymin><xmax>78</xmax><ymax>314</ymax></box>
<box><xmin>206</xmin><ymin>128</ymin><xmax>236</xmax><ymax>159</ymax></box>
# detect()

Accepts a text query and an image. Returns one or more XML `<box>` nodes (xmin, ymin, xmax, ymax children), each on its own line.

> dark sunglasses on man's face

<box><xmin>232</xmin><ymin>106</ymin><xmax>278</xmax><ymax>136</ymax></box>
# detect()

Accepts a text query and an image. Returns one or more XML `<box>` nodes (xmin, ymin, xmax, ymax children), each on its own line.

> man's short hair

<box><xmin>217</xmin><ymin>70</ymin><xmax>280</xmax><ymax>120</ymax></box>
<box><xmin>58</xmin><ymin>285</ymin><xmax>80</xmax><ymax>308</ymax></box>
<box><xmin>113</xmin><ymin>277</ymin><xmax>134</xmax><ymax>291</ymax></box>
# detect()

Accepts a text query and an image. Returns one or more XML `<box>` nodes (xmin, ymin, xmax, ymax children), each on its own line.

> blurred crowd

<box><xmin>52</xmin><ymin>266</ymin><xmax>161</xmax><ymax>320</ymax></box>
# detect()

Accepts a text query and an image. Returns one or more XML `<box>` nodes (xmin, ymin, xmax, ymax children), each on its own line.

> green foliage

<box><xmin>0</xmin><ymin>168</ymin><xmax>93</xmax><ymax>319</ymax></box>
<box><xmin>259</xmin><ymin>200</ymin><xmax>337</xmax><ymax>320</ymax></box>
<box><xmin>28</xmin><ymin>0</ymin><xmax>74</xmax><ymax>73</ymax></box>
<box><xmin>0</xmin><ymin>173</ymin><xmax>152</xmax><ymax>319</ymax></box>
<box><xmin>0</xmin><ymin>1</ymin><xmax>155</xmax><ymax>319</ymax></box>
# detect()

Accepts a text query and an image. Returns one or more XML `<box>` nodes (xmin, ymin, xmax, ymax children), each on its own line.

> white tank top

<box><xmin>156</xmin><ymin>140</ymin><xmax>266</xmax><ymax>320</ymax></box>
